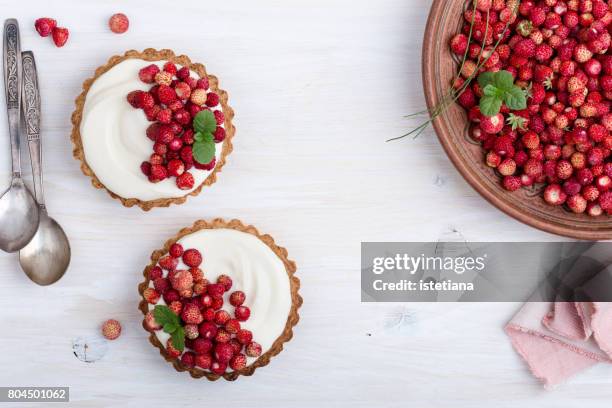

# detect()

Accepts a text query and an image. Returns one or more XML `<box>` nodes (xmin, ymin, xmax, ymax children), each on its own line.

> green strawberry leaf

<box><xmin>504</xmin><ymin>87</ymin><xmax>527</xmax><ymax>111</ymax></box>
<box><xmin>479</xmin><ymin>95</ymin><xmax>503</xmax><ymax>117</ymax></box>
<box><xmin>153</xmin><ymin>305</ymin><xmax>179</xmax><ymax>327</ymax></box>
<box><xmin>193</xmin><ymin>110</ymin><xmax>217</xmax><ymax>134</ymax></box>
<box><xmin>478</xmin><ymin>71</ymin><xmax>496</xmax><ymax>89</ymax></box>
<box><xmin>171</xmin><ymin>326</ymin><xmax>185</xmax><ymax>352</ymax></box>
<box><xmin>192</xmin><ymin>133</ymin><xmax>216</xmax><ymax>165</ymax></box>
<box><xmin>493</xmin><ymin>70</ymin><xmax>514</xmax><ymax>91</ymax></box>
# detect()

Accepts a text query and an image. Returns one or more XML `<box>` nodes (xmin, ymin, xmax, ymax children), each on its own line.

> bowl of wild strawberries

<box><xmin>423</xmin><ymin>0</ymin><xmax>612</xmax><ymax>239</ymax></box>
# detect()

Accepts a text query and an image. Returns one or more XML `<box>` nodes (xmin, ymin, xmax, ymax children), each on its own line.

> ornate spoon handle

<box><xmin>21</xmin><ymin>51</ymin><xmax>44</xmax><ymax>209</ymax></box>
<box><xmin>3</xmin><ymin>19</ymin><xmax>22</xmax><ymax>178</ymax></box>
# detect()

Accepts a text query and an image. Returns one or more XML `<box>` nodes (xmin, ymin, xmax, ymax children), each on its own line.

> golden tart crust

<box><xmin>137</xmin><ymin>218</ymin><xmax>302</xmax><ymax>381</ymax></box>
<box><xmin>70</xmin><ymin>49</ymin><xmax>235</xmax><ymax>211</ymax></box>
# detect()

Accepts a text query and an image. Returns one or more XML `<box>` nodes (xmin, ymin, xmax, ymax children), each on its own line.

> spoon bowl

<box><xmin>19</xmin><ymin>210</ymin><xmax>70</xmax><ymax>285</ymax></box>
<box><xmin>0</xmin><ymin>178</ymin><xmax>39</xmax><ymax>252</ymax></box>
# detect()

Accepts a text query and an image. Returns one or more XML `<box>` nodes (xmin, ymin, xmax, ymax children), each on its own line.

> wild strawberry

<box><xmin>196</xmin><ymin>77</ymin><xmax>210</xmax><ymax>90</ymax></box>
<box><xmin>179</xmin><ymin>352</ymin><xmax>195</xmax><ymax>368</ymax></box>
<box><xmin>157</xmin><ymin>85</ymin><xmax>177</xmax><ymax>105</ymax></box>
<box><xmin>51</xmin><ymin>27</ymin><xmax>69</xmax><ymax>47</ymax></box>
<box><xmin>524</xmin><ymin>159</ymin><xmax>544</xmax><ymax>178</ymax></box>
<box><xmin>108</xmin><ymin>13</ymin><xmax>129</xmax><ymax>34</ymax></box>
<box><xmin>573</xmin><ymin>44</ymin><xmax>593</xmax><ymax>63</ymax></box>
<box><xmin>194</xmin><ymin>156</ymin><xmax>217</xmax><ymax>171</ymax></box>
<box><xmin>101</xmin><ymin>319</ymin><xmax>121</xmax><ymax>340</ymax></box>
<box><xmin>206</xmin><ymin>92</ymin><xmax>220</xmax><ymax>107</ymax></box>
<box><xmin>176</xmin><ymin>172</ymin><xmax>195</xmax><ymax>190</ymax></box>
<box><xmin>544</xmin><ymin>184</ymin><xmax>567</xmax><ymax>205</ymax></box>
<box><xmin>563</xmin><ymin>180</ymin><xmax>582</xmax><ymax>196</ymax></box>
<box><xmin>163</xmin><ymin>61</ymin><xmax>177</xmax><ymax>75</ymax></box>
<box><xmin>236</xmin><ymin>329</ymin><xmax>253</xmax><ymax>345</ymax></box>
<box><xmin>207</xmin><ymin>283</ymin><xmax>224</xmax><ymax>298</ymax></box>
<box><xmin>597</xmin><ymin>175</ymin><xmax>612</xmax><ymax>191</ymax></box>
<box><xmin>166</xmin><ymin>338</ymin><xmax>181</xmax><ymax>358</ymax></box>
<box><xmin>235</xmin><ymin>306</ymin><xmax>251</xmax><ymax>322</ymax></box>
<box><xmin>190</xmin><ymin>89</ymin><xmax>207</xmax><ymax>106</ymax></box>
<box><xmin>245</xmin><ymin>342</ymin><xmax>262</xmax><ymax>358</ymax></box>
<box><xmin>213</xmin><ymin>275</ymin><xmax>232</xmax><ymax>292</ymax></box>
<box><xmin>181</xmin><ymin>303</ymin><xmax>203</xmax><ymax>325</ymax></box>
<box><xmin>192</xmin><ymin>338</ymin><xmax>212</xmax><ymax>355</ymax></box>
<box><xmin>211</xmin><ymin>296</ymin><xmax>224</xmax><ymax>310</ymax></box>
<box><xmin>143</xmin><ymin>288</ymin><xmax>160</xmax><ymax>304</ymax></box>
<box><xmin>155</xmin><ymin>71</ymin><xmax>173</xmax><ymax>86</ymax></box>
<box><xmin>170</xmin><ymin>270</ymin><xmax>193</xmax><ymax>291</ymax></box>
<box><xmin>450</xmin><ymin>34</ymin><xmax>468</xmax><ymax>55</ymax></box>
<box><xmin>166</xmin><ymin>159</ymin><xmax>185</xmax><ymax>177</ymax></box>
<box><xmin>210</xmin><ymin>360</ymin><xmax>227</xmax><ymax>375</ymax></box>
<box><xmin>215</xmin><ymin>328</ymin><xmax>231</xmax><ymax>344</ymax></box>
<box><xmin>174</xmin><ymin>82</ymin><xmax>191</xmax><ymax>100</ymax></box>
<box><xmin>587</xmin><ymin>202</ymin><xmax>603</xmax><ymax>216</ymax></box>
<box><xmin>214</xmin><ymin>310</ymin><xmax>231</xmax><ymax>326</ymax></box>
<box><xmin>174</xmin><ymin>109</ymin><xmax>191</xmax><ymax>125</ymax></box>
<box><xmin>144</xmin><ymin>311</ymin><xmax>162</xmax><ymax>331</ymax></box>
<box><xmin>229</xmin><ymin>339</ymin><xmax>243</xmax><ymax>355</ymax></box>
<box><xmin>214</xmin><ymin>342</ymin><xmax>234</xmax><ymax>364</ymax></box>
<box><xmin>502</xmin><ymin>175</ymin><xmax>522</xmax><ymax>191</ymax></box>
<box><xmin>35</xmin><ymin>18</ymin><xmax>57</xmax><ymax>37</ymax></box>
<box><xmin>195</xmin><ymin>353</ymin><xmax>212</xmax><ymax>369</ymax></box>
<box><xmin>583</xmin><ymin>185</ymin><xmax>600</xmax><ymax>201</ymax></box>
<box><xmin>183</xmin><ymin>249</ymin><xmax>203</xmax><ymax>268</ymax></box>
<box><xmin>556</xmin><ymin>160</ymin><xmax>573</xmax><ymax>179</ymax></box>
<box><xmin>514</xmin><ymin>38</ymin><xmax>536</xmax><ymax>58</ymax></box>
<box><xmin>498</xmin><ymin>158</ymin><xmax>516</xmax><ymax>176</ymax></box>
<box><xmin>184</xmin><ymin>324</ymin><xmax>199</xmax><ymax>340</ymax></box>
<box><xmin>202</xmin><ymin>307</ymin><xmax>215</xmax><ymax>322</ymax></box>
<box><xmin>230</xmin><ymin>354</ymin><xmax>247</xmax><ymax>371</ymax></box>
<box><xmin>139</xmin><ymin>64</ymin><xmax>160</xmax><ymax>84</ymax></box>
<box><xmin>229</xmin><ymin>291</ymin><xmax>245</xmax><ymax>307</ymax></box>
<box><xmin>168</xmin><ymin>138</ymin><xmax>183</xmax><ymax>152</ymax></box>
<box><xmin>159</xmin><ymin>255</ymin><xmax>178</xmax><ymax>271</ymax></box>
<box><xmin>153</xmin><ymin>277</ymin><xmax>170</xmax><ymax>293</ymax></box>
<box><xmin>169</xmin><ymin>243</ymin><xmax>184</xmax><ymax>258</ymax></box>
<box><xmin>567</xmin><ymin>194</ymin><xmax>587</xmax><ymax>213</ymax></box>
<box><xmin>176</xmin><ymin>67</ymin><xmax>190</xmax><ymax>80</ymax></box>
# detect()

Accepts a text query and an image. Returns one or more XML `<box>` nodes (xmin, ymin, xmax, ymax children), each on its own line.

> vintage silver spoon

<box><xmin>0</xmin><ymin>19</ymin><xmax>39</xmax><ymax>253</ymax></box>
<box><xmin>18</xmin><ymin>51</ymin><xmax>70</xmax><ymax>285</ymax></box>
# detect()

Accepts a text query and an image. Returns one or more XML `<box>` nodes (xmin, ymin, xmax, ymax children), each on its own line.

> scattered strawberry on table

<box><xmin>128</xmin><ymin>62</ymin><xmax>224</xmax><ymax>190</ymax></box>
<box><xmin>34</xmin><ymin>17</ymin><xmax>69</xmax><ymax>47</ymax></box>
<box><xmin>143</xmin><ymin>244</ymin><xmax>262</xmax><ymax>375</ymax></box>
<box><xmin>101</xmin><ymin>319</ymin><xmax>122</xmax><ymax>340</ymax></box>
<box><xmin>449</xmin><ymin>0</ymin><xmax>612</xmax><ymax>216</ymax></box>
<box><xmin>108</xmin><ymin>13</ymin><xmax>129</xmax><ymax>34</ymax></box>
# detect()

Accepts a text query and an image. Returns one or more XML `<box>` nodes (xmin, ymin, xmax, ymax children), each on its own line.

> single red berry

<box><xmin>198</xmin><ymin>321</ymin><xmax>218</xmax><ymax>340</ymax></box>
<box><xmin>182</xmin><ymin>248</ymin><xmax>203</xmax><ymax>267</ymax></box>
<box><xmin>211</xmin><ymin>296</ymin><xmax>224</xmax><ymax>310</ymax></box>
<box><xmin>174</xmin><ymin>82</ymin><xmax>191</xmax><ymax>100</ymax></box>
<box><xmin>159</xmin><ymin>255</ymin><xmax>178</xmax><ymax>271</ymax></box>
<box><xmin>229</xmin><ymin>339</ymin><xmax>243</xmax><ymax>355</ymax></box>
<box><xmin>148</xmin><ymin>265</ymin><xmax>163</xmax><ymax>280</ymax></box>
<box><xmin>34</xmin><ymin>18</ymin><xmax>57</xmax><ymax>37</ymax></box>
<box><xmin>170</xmin><ymin>269</ymin><xmax>193</xmax><ymax>292</ymax></box>
<box><xmin>166</xmin><ymin>339</ymin><xmax>181</xmax><ymax>358</ymax></box>
<box><xmin>197</xmin><ymin>77</ymin><xmax>209</xmax><ymax>90</ymax></box>
<box><xmin>214</xmin><ymin>310</ymin><xmax>231</xmax><ymax>325</ymax></box>
<box><xmin>153</xmin><ymin>277</ymin><xmax>169</xmax><ymax>293</ymax></box>
<box><xmin>181</xmin><ymin>303</ymin><xmax>203</xmax><ymax>325</ymax></box>
<box><xmin>177</xmin><ymin>67</ymin><xmax>190</xmax><ymax>80</ymax></box>
<box><xmin>192</xmin><ymin>338</ymin><xmax>213</xmax><ymax>354</ymax></box>
<box><xmin>101</xmin><ymin>319</ymin><xmax>121</xmax><ymax>340</ymax></box>
<box><xmin>207</xmin><ymin>283</ymin><xmax>224</xmax><ymax>298</ymax></box>
<box><xmin>176</xmin><ymin>172</ymin><xmax>195</xmax><ymax>190</ymax></box>
<box><xmin>167</xmin><ymin>159</ymin><xmax>185</xmax><ymax>178</ymax></box>
<box><xmin>139</xmin><ymin>64</ymin><xmax>160</xmax><ymax>84</ymax></box>
<box><xmin>202</xmin><ymin>307</ymin><xmax>215</xmax><ymax>322</ymax></box>
<box><xmin>216</xmin><ymin>274</ymin><xmax>233</xmax><ymax>291</ymax></box>
<box><xmin>180</xmin><ymin>352</ymin><xmax>195</xmax><ymax>368</ymax></box>
<box><xmin>245</xmin><ymin>342</ymin><xmax>262</xmax><ymax>358</ymax></box>
<box><xmin>206</xmin><ymin>92</ymin><xmax>220</xmax><ymax>107</ymax></box>
<box><xmin>213</xmin><ymin>127</ymin><xmax>226</xmax><ymax>143</ymax></box>
<box><xmin>51</xmin><ymin>27</ymin><xmax>69</xmax><ymax>47</ymax></box>
<box><xmin>229</xmin><ymin>353</ymin><xmax>247</xmax><ymax>371</ymax></box>
<box><xmin>143</xmin><ymin>288</ymin><xmax>160</xmax><ymax>304</ymax></box>
<box><xmin>157</xmin><ymin>85</ymin><xmax>177</xmax><ymax>105</ymax></box>
<box><xmin>225</xmin><ymin>319</ymin><xmax>241</xmax><ymax>334</ymax></box>
<box><xmin>195</xmin><ymin>353</ymin><xmax>213</xmax><ymax>369</ymax></box>
<box><xmin>235</xmin><ymin>306</ymin><xmax>251</xmax><ymax>322</ymax></box>
<box><xmin>140</xmin><ymin>161</ymin><xmax>152</xmax><ymax>176</ymax></box>
<box><xmin>108</xmin><ymin>13</ymin><xmax>129</xmax><ymax>34</ymax></box>
<box><xmin>214</xmin><ymin>342</ymin><xmax>234</xmax><ymax>363</ymax></box>
<box><xmin>169</xmin><ymin>243</ymin><xmax>184</xmax><ymax>258</ymax></box>
<box><xmin>214</xmin><ymin>110</ymin><xmax>225</xmax><ymax>125</ymax></box>
<box><xmin>144</xmin><ymin>311</ymin><xmax>161</xmax><ymax>331</ymax></box>
<box><xmin>163</xmin><ymin>62</ymin><xmax>177</xmax><ymax>75</ymax></box>
<box><xmin>169</xmin><ymin>300</ymin><xmax>183</xmax><ymax>315</ymax></box>
<box><xmin>210</xmin><ymin>360</ymin><xmax>227</xmax><ymax>375</ymax></box>
<box><xmin>163</xmin><ymin>289</ymin><xmax>180</xmax><ymax>304</ymax></box>
<box><xmin>236</xmin><ymin>329</ymin><xmax>253</xmax><ymax>345</ymax></box>
<box><xmin>229</xmin><ymin>291</ymin><xmax>246</xmax><ymax>307</ymax></box>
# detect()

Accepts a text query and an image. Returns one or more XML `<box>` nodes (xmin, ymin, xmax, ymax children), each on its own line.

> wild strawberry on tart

<box><xmin>71</xmin><ymin>49</ymin><xmax>234</xmax><ymax>211</ymax></box>
<box><xmin>138</xmin><ymin>219</ymin><xmax>302</xmax><ymax>380</ymax></box>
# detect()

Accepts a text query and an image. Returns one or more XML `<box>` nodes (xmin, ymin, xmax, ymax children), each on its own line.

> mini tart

<box><xmin>70</xmin><ymin>49</ymin><xmax>235</xmax><ymax>211</ymax></box>
<box><xmin>137</xmin><ymin>219</ymin><xmax>302</xmax><ymax>380</ymax></box>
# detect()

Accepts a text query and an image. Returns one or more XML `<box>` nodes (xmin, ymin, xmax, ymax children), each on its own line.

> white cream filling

<box><xmin>148</xmin><ymin>228</ymin><xmax>292</xmax><ymax>368</ymax></box>
<box><xmin>80</xmin><ymin>59</ymin><xmax>224</xmax><ymax>201</ymax></box>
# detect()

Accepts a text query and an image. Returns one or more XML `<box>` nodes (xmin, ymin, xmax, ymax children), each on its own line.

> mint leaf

<box><xmin>193</xmin><ymin>110</ymin><xmax>217</xmax><ymax>134</ymax></box>
<box><xmin>493</xmin><ymin>70</ymin><xmax>514</xmax><ymax>91</ymax></box>
<box><xmin>483</xmin><ymin>84</ymin><xmax>503</xmax><ymax>98</ymax></box>
<box><xmin>192</xmin><ymin>132</ymin><xmax>216</xmax><ymax>165</ymax></box>
<box><xmin>163</xmin><ymin>322</ymin><xmax>177</xmax><ymax>334</ymax></box>
<box><xmin>504</xmin><ymin>87</ymin><xmax>527</xmax><ymax>111</ymax></box>
<box><xmin>478</xmin><ymin>71</ymin><xmax>496</xmax><ymax>89</ymax></box>
<box><xmin>479</xmin><ymin>95</ymin><xmax>503</xmax><ymax>117</ymax></box>
<box><xmin>171</xmin><ymin>326</ymin><xmax>185</xmax><ymax>352</ymax></box>
<box><xmin>194</xmin><ymin>132</ymin><xmax>205</xmax><ymax>142</ymax></box>
<box><xmin>153</xmin><ymin>305</ymin><xmax>179</xmax><ymax>327</ymax></box>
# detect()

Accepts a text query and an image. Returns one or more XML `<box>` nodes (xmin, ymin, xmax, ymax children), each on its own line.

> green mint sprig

<box><xmin>192</xmin><ymin>110</ymin><xmax>217</xmax><ymax>165</ymax></box>
<box><xmin>477</xmin><ymin>70</ymin><xmax>527</xmax><ymax>117</ymax></box>
<box><xmin>153</xmin><ymin>305</ymin><xmax>185</xmax><ymax>352</ymax></box>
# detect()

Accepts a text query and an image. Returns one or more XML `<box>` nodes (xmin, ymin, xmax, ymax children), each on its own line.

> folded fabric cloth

<box><xmin>506</xmin><ymin>302</ymin><xmax>612</xmax><ymax>387</ymax></box>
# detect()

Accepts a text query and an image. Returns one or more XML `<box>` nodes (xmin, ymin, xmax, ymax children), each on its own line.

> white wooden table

<box><xmin>0</xmin><ymin>0</ymin><xmax>610</xmax><ymax>406</ymax></box>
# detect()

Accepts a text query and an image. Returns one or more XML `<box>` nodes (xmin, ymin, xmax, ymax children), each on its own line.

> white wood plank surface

<box><xmin>0</xmin><ymin>0</ymin><xmax>610</xmax><ymax>406</ymax></box>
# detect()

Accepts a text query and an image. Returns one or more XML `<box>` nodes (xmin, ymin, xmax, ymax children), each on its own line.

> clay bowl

<box><xmin>422</xmin><ymin>0</ymin><xmax>612</xmax><ymax>240</ymax></box>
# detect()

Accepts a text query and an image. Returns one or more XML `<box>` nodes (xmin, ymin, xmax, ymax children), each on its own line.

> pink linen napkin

<box><xmin>506</xmin><ymin>302</ymin><xmax>612</xmax><ymax>387</ymax></box>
